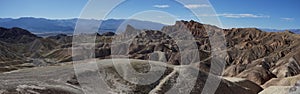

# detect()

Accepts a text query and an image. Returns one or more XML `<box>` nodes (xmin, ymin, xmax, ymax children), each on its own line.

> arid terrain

<box><xmin>1</xmin><ymin>20</ymin><xmax>300</xmax><ymax>94</ymax></box>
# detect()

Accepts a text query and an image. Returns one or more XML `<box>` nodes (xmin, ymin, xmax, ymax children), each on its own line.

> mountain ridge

<box><xmin>0</xmin><ymin>17</ymin><xmax>165</xmax><ymax>34</ymax></box>
<box><xmin>260</xmin><ymin>28</ymin><xmax>300</xmax><ymax>34</ymax></box>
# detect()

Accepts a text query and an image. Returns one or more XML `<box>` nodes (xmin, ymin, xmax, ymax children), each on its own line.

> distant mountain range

<box><xmin>0</xmin><ymin>17</ymin><xmax>165</xmax><ymax>34</ymax></box>
<box><xmin>1</xmin><ymin>17</ymin><xmax>299</xmax><ymax>36</ymax></box>
<box><xmin>260</xmin><ymin>28</ymin><xmax>300</xmax><ymax>34</ymax></box>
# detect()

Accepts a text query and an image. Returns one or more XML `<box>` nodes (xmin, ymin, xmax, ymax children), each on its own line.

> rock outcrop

<box><xmin>263</xmin><ymin>74</ymin><xmax>300</xmax><ymax>88</ymax></box>
<box><xmin>259</xmin><ymin>86</ymin><xmax>292</xmax><ymax>94</ymax></box>
<box><xmin>224</xmin><ymin>77</ymin><xmax>263</xmax><ymax>93</ymax></box>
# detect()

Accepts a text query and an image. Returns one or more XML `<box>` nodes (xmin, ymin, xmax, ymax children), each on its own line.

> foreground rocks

<box><xmin>223</xmin><ymin>77</ymin><xmax>263</xmax><ymax>94</ymax></box>
<box><xmin>263</xmin><ymin>74</ymin><xmax>300</xmax><ymax>88</ymax></box>
<box><xmin>259</xmin><ymin>86</ymin><xmax>292</xmax><ymax>94</ymax></box>
<box><xmin>0</xmin><ymin>59</ymin><xmax>257</xmax><ymax>94</ymax></box>
<box><xmin>0</xmin><ymin>65</ymin><xmax>81</xmax><ymax>94</ymax></box>
<box><xmin>259</xmin><ymin>80</ymin><xmax>300</xmax><ymax>94</ymax></box>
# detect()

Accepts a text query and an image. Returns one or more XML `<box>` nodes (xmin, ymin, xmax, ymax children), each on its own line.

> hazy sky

<box><xmin>0</xmin><ymin>0</ymin><xmax>299</xmax><ymax>29</ymax></box>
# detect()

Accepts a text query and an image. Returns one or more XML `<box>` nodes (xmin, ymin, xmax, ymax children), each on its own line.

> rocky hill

<box><xmin>119</xmin><ymin>20</ymin><xmax>300</xmax><ymax>86</ymax></box>
<box><xmin>0</xmin><ymin>27</ymin><xmax>60</xmax><ymax>72</ymax></box>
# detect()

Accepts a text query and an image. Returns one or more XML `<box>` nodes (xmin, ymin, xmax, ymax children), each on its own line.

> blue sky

<box><xmin>0</xmin><ymin>0</ymin><xmax>299</xmax><ymax>29</ymax></box>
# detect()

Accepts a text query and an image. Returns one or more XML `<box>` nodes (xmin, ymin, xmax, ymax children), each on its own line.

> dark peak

<box><xmin>11</xmin><ymin>27</ymin><xmax>28</xmax><ymax>31</ymax></box>
<box><xmin>230</xmin><ymin>28</ymin><xmax>263</xmax><ymax>32</ymax></box>
<box><xmin>101</xmin><ymin>32</ymin><xmax>116</xmax><ymax>36</ymax></box>
<box><xmin>47</xmin><ymin>34</ymin><xmax>68</xmax><ymax>40</ymax></box>
<box><xmin>175</xmin><ymin>20</ymin><xmax>203</xmax><ymax>25</ymax></box>
<box><xmin>93</xmin><ymin>32</ymin><xmax>101</xmax><ymax>36</ymax></box>
<box><xmin>0</xmin><ymin>27</ymin><xmax>36</xmax><ymax>37</ymax></box>
<box><xmin>0</xmin><ymin>27</ymin><xmax>9</xmax><ymax>31</ymax></box>
<box><xmin>162</xmin><ymin>20</ymin><xmax>211</xmax><ymax>38</ymax></box>
<box><xmin>188</xmin><ymin>20</ymin><xmax>203</xmax><ymax>25</ymax></box>
<box><xmin>175</xmin><ymin>20</ymin><xmax>185</xmax><ymax>26</ymax></box>
<box><xmin>175</xmin><ymin>20</ymin><xmax>187</xmax><ymax>24</ymax></box>
<box><xmin>11</xmin><ymin>27</ymin><xmax>36</xmax><ymax>35</ymax></box>
<box><xmin>173</xmin><ymin>20</ymin><xmax>207</xmax><ymax>30</ymax></box>
<box><xmin>55</xmin><ymin>33</ymin><xmax>68</xmax><ymax>37</ymax></box>
<box><xmin>284</xmin><ymin>30</ymin><xmax>294</xmax><ymax>34</ymax></box>
<box><xmin>173</xmin><ymin>20</ymin><xmax>218</xmax><ymax>33</ymax></box>
<box><xmin>0</xmin><ymin>27</ymin><xmax>39</xmax><ymax>43</ymax></box>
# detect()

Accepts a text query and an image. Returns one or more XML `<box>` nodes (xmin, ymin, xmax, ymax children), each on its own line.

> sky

<box><xmin>0</xmin><ymin>0</ymin><xmax>299</xmax><ymax>29</ymax></box>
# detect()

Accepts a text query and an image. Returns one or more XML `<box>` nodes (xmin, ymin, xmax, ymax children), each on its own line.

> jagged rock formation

<box><xmin>222</xmin><ymin>28</ymin><xmax>300</xmax><ymax>85</ymax></box>
<box><xmin>119</xmin><ymin>20</ymin><xmax>300</xmax><ymax>88</ymax></box>
<box><xmin>157</xmin><ymin>21</ymin><xmax>300</xmax><ymax>86</ymax></box>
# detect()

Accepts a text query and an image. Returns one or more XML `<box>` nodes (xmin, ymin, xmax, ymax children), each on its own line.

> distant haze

<box><xmin>0</xmin><ymin>17</ymin><xmax>165</xmax><ymax>34</ymax></box>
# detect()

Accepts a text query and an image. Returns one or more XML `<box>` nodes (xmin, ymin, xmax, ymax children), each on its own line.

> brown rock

<box><xmin>236</xmin><ymin>66</ymin><xmax>276</xmax><ymax>85</ymax></box>
<box><xmin>224</xmin><ymin>77</ymin><xmax>263</xmax><ymax>94</ymax></box>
